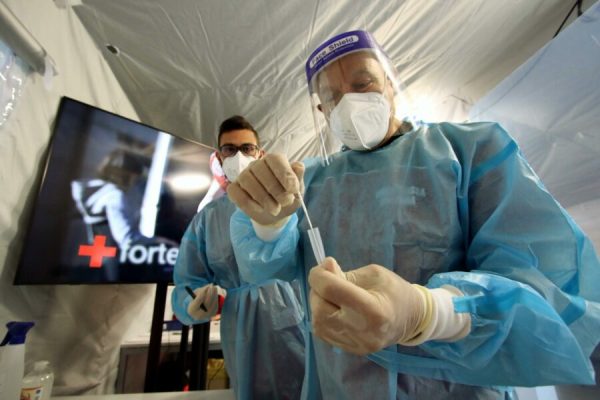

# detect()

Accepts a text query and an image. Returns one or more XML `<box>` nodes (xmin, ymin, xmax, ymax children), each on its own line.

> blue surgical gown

<box><xmin>172</xmin><ymin>196</ymin><xmax>305</xmax><ymax>399</ymax></box>
<box><xmin>231</xmin><ymin>122</ymin><xmax>600</xmax><ymax>399</ymax></box>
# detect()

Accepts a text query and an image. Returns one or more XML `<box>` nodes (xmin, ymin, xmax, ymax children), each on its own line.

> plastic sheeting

<box><xmin>0</xmin><ymin>38</ymin><xmax>28</xmax><ymax>130</ymax></box>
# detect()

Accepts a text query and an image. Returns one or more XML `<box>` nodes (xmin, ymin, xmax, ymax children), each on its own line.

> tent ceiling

<box><xmin>71</xmin><ymin>0</ymin><xmax>586</xmax><ymax>161</ymax></box>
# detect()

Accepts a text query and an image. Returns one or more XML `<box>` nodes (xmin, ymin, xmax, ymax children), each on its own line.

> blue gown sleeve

<box><xmin>171</xmin><ymin>211</ymin><xmax>216</xmax><ymax>326</ymax></box>
<box><xmin>370</xmin><ymin>122</ymin><xmax>600</xmax><ymax>386</ymax></box>
<box><xmin>230</xmin><ymin>209</ymin><xmax>300</xmax><ymax>284</ymax></box>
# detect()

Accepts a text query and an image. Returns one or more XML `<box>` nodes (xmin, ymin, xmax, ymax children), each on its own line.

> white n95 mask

<box><xmin>221</xmin><ymin>152</ymin><xmax>256</xmax><ymax>182</ymax></box>
<box><xmin>329</xmin><ymin>92</ymin><xmax>391</xmax><ymax>151</ymax></box>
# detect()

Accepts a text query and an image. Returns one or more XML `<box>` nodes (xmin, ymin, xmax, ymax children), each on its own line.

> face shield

<box><xmin>305</xmin><ymin>30</ymin><xmax>416</xmax><ymax>160</ymax></box>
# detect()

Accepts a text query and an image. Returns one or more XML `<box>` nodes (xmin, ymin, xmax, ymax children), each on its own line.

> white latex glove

<box><xmin>308</xmin><ymin>257</ymin><xmax>432</xmax><ymax>355</ymax></box>
<box><xmin>187</xmin><ymin>284</ymin><xmax>219</xmax><ymax>320</ymax></box>
<box><xmin>227</xmin><ymin>153</ymin><xmax>304</xmax><ymax>226</ymax></box>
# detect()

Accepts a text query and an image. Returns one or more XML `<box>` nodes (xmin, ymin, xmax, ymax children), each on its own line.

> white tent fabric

<box><xmin>0</xmin><ymin>0</ymin><xmax>598</xmax><ymax>396</ymax></box>
<box><xmin>72</xmin><ymin>0</ymin><xmax>589</xmax><ymax>159</ymax></box>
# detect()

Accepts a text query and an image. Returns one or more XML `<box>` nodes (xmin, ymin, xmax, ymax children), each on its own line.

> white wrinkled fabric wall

<box><xmin>0</xmin><ymin>1</ymin><xmax>155</xmax><ymax>395</ymax></box>
<box><xmin>72</xmin><ymin>0</ymin><xmax>578</xmax><ymax>159</ymax></box>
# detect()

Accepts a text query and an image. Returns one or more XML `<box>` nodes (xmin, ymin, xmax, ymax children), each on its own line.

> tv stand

<box><xmin>143</xmin><ymin>283</ymin><xmax>167</xmax><ymax>392</ymax></box>
<box><xmin>143</xmin><ymin>283</ymin><xmax>211</xmax><ymax>392</ymax></box>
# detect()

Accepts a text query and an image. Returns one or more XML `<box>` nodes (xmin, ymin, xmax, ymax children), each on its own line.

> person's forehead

<box><xmin>317</xmin><ymin>52</ymin><xmax>383</xmax><ymax>86</ymax></box>
<box><xmin>219</xmin><ymin>129</ymin><xmax>257</xmax><ymax>145</ymax></box>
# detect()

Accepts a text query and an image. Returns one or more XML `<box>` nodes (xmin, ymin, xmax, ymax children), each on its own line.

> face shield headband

<box><xmin>306</xmin><ymin>30</ymin><xmax>388</xmax><ymax>95</ymax></box>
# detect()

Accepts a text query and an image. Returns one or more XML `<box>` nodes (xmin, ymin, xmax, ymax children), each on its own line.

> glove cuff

<box><xmin>251</xmin><ymin>216</ymin><xmax>291</xmax><ymax>242</ymax></box>
<box><xmin>397</xmin><ymin>284</ymin><xmax>434</xmax><ymax>345</ymax></box>
<box><xmin>399</xmin><ymin>285</ymin><xmax>471</xmax><ymax>346</ymax></box>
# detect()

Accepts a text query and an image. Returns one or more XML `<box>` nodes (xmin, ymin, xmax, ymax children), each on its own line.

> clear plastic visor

<box><xmin>308</xmin><ymin>49</ymin><xmax>415</xmax><ymax>162</ymax></box>
<box><xmin>311</xmin><ymin>50</ymin><xmax>393</xmax><ymax>114</ymax></box>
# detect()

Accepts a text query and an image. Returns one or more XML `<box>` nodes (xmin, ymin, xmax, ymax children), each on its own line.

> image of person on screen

<box><xmin>71</xmin><ymin>146</ymin><xmax>179</xmax><ymax>283</ymax></box>
<box><xmin>71</xmin><ymin>148</ymin><xmax>148</xmax><ymax>248</ymax></box>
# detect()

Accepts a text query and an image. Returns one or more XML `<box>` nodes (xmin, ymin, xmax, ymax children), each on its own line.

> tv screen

<box><xmin>15</xmin><ymin>97</ymin><xmax>215</xmax><ymax>284</ymax></box>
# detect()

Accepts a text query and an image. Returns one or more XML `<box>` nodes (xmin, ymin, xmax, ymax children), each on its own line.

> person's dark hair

<box><xmin>218</xmin><ymin>115</ymin><xmax>259</xmax><ymax>146</ymax></box>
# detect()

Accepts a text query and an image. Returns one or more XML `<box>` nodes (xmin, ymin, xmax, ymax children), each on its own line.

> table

<box><xmin>116</xmin><ymin>320</ymin><xmax>225</xmax><ymax>393</ymax></box>
<box><xmin>52</xmin><ymin>390</ymin><xmax>234</xmax><ymax>400</ymax></box>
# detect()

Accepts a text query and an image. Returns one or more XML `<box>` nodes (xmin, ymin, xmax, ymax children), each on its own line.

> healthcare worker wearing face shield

<box><xmin>172</xmin><ymin>115</ymin><xmax>305</xmax><ymax>399</ymax></box>
<box><xmin>227</xmin><ymin>30</ymin><xmax>600</xmax><ymax>399</ymax></box>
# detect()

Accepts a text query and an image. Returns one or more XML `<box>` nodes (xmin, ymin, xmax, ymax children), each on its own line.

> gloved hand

<box><xmin>187</xmin><ymin>284</ymin><xmax>219</xmax><ymax>320</ymax></box>
<box><xmin>308</xmin><ymin>257</ymin><xmax>433</xmax><ymax>355</ymax></box>
<box><xmin>227</xmin><ymin>153</ymin><xmax>305</xmax><ymax>226</ymax></box>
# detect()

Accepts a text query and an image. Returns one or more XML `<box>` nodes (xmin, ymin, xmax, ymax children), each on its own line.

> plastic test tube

<box><xmin>297</xmin><ymin>193</ymin><xmax>326</xmax><ymax>264</ymax></box>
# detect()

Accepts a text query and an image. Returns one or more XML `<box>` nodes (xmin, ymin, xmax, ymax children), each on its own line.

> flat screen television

<box><xmin>15</xmin><ymin>97</ymin><xmax>215</xmax><ymax>284</ymax></box>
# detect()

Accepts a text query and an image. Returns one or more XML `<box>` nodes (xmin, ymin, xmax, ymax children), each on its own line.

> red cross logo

<box><xmin>78</xmin><ymin>235</ymin><xmax>117</xmax><ymax>268</ymax></box>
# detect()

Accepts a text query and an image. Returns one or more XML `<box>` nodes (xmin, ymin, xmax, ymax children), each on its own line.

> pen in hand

<box><xmin>185</xmin><ymin>286</ymin><xmax>208</xmax><ymax>312</ymax></box>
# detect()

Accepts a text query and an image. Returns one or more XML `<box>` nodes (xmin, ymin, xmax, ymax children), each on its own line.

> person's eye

<box><xmin>220</xmin><ymin>145</ymin><xmax>236</xmax><ymax>156</ymax></box>
<box><xmin>352</xmin><ymin>80</ymin><xmax>373</xmax><ymax>91</ymax></box>
<box><xmin>241</xmin><ymin>144</ymin><xmax>257</xmax><ymax>155</ymax></box>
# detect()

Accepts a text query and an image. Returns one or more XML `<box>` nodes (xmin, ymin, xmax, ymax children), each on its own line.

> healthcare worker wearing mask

<box><xmin>172</xmin><ymin>115</ymin><xmax>305</xmax><ymax>399</ymax></box>
<box><xmin>227</xmin><ymin>31</ymin><xmax>600</xmax><ymax>399</ymax></box>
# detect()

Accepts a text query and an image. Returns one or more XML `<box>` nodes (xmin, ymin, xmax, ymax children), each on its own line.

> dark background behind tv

<box><xmin>15</xmin><ymin>97</ymin><xmax>214</xmax><ymax>284</ymax></box>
